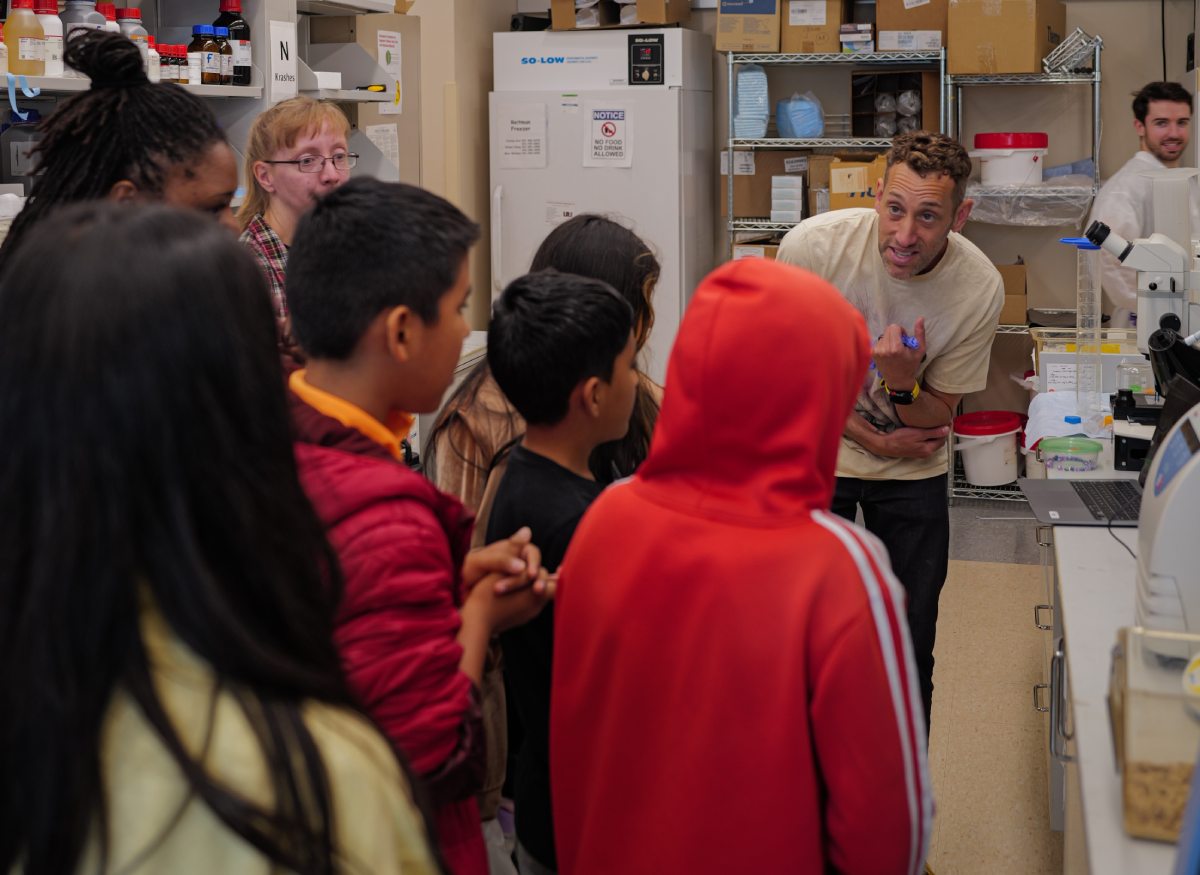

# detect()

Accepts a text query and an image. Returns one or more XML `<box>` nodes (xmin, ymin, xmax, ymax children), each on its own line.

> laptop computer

<box><xmin>1020</xmin><ymin>477</ymin><xmax>1141</xmax><ymax>527</ymax></box>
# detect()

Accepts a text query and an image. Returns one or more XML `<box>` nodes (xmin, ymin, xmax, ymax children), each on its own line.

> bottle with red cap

<box><xmin>34</xmin><ymin>1</ymin><xmax>62</xmax><ymax>77</ymax></box>
<box><xmin>96</xmin><ymin>3</ymin><xmax>120</xmax><ymax>34</ymax></box>
<box><xmin>115</xmin><ymin>8</ymin><xmax>147</xmax><ymax>69</ymax></box>
<box><xmin>213</xmin><ymin>0</ymin><xmax>251</xmax><ymax>86</ymax></box>
<box><xmin>146</xmin><ymin>34</ymin><xmax>159</xmax><ymax>83</ymax></box>
<box><xmin>7</xmin><ymin>0</ymin><xmax>46</xmax><ymax>77</ymax></box>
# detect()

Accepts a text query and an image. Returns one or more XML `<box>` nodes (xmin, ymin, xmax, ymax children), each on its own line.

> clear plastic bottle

<box><xmin>146</xmin><ymin>34</ymin><xmax>159</xmax><ymax>83</ymax></box>
<box><xmin>59</xmin><ymin>0</ymin><xmax>105</xmax><ymax>78</ymax></box>
<box><xmin>34</xmin><ymin>1</ymin><xmax>62</xmax><ymax>77</ymax></box>
<box><xmin>1061</xmin><ymin>236</ymin><xmax>1105</xmax><ymax>430</ymax></box>
<box><xmin>115</xmin><ymin>8</ymin><xmax>147</xmax><ymax>68</ymax></box>
<box><xmin>1</xmin><ymin>108</ymin><xmax>43</xmax><ymax>194</ymax></box>
<box><xmin>96</xmin><ymin>3</ymin><xmax>120</xmax><ymax>34</ymax></box>
<box><xmin>212</xmin><ymin>0</ymin><xmax>250</xmax><ymax>86</ymax></box>
<box><xmin>6</xmin><ymin>0</ymin><xmax>45</xmax><ymax>77</ymax></box>
<box><xmin>213</xmin><ymin>26</ymin><xmax>232</xmax><ymax>85</ymax></box>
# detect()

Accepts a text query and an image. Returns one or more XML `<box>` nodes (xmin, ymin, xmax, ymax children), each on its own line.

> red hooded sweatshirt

<box><xmin>550</xmin><ymin>258</ymin><xmax>932</xmax><ymax>875</ymax></box>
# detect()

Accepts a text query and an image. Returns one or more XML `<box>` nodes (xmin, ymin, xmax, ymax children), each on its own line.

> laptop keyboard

<box><xmin>1072</xmin><ymin>480</ymin><xmax>1142</xmax><ymax>521</ymax></box>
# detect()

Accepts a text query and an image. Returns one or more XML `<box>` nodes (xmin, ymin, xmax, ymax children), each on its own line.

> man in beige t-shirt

<box><xmin>778</xmin><ymin>131</ymin><xmax>1003</xmax><ymax>727</ymax></box>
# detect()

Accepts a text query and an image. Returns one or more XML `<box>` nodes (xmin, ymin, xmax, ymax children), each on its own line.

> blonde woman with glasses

<box><xmin>238</xmin><ymin>96</ymin><xmax>355</xmax><ymax>354</ymax></box>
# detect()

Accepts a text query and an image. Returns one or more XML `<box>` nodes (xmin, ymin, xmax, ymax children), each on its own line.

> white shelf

<box><xmin>731</xmin><ymin>50</ymin><xmax>942</xmax><ymax>66</ymax></box>
<box><xmin>301</xmin><ymin>88</ymin><xmax>390</xmax><ymax>102</ymax></box>
<box><xmin>12</xmin><ymin>75</ymin><xmax>261</xmax><ymax>99</ymax></box>
<box><xmin>732</xmin><ymin>137</ymin><xmax>893</xmax><ymax>149</ymax></box>
<box><xmin>296</xmin><ymin>0</ymin><xmax>393</xmax><ymax>14</ymax></box>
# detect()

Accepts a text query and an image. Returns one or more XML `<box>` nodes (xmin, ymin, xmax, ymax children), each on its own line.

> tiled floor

<box><xmin>926</xmin><ymin>557</ymin><xmax>1064</xmax><ymax>874</ymax></box>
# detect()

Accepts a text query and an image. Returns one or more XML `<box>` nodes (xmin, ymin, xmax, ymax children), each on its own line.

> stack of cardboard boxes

<box><xmin>548</xmin><ymin>0</ymin><xmax>689</xmax><ymax>30</ymax></box>
<box><xmin>717</xmin><ymin>0</ymin><xmax>1065</xmax><ymax>77</ymax></box>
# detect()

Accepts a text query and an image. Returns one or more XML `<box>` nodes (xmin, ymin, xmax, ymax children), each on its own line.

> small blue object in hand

<box><xmin>901</xmin><ymin>333</ymin><xmax>920</xmax><ymax>350</ymax></box>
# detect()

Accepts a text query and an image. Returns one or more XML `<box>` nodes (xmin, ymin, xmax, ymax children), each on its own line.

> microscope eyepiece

<box><xmin>1085</xmin><ymin>220</ymin><xmax>1110</xmax><ymax>246</ymax></box>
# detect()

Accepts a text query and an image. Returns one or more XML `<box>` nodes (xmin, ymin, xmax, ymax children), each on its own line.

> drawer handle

<box><xmin>1033</xmin><ymin>682</ymin><xmax>1050</xmax><ymax>713</ymax></box>
<box><xmin>1034</xmin><ymin>603</ymin><xmax>1053</xmax><ymax>631</ymax></box>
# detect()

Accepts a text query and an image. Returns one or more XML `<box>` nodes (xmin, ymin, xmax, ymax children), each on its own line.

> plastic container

<box><xmin>34</xmin><ymin>1</ymin><xmax>62</xmax><ymax>77</ymax></box>
<box><xmin>1060</xmin><ymin>236</ymin><xmax>1106</xmax><ymax>431</ymax></box>
<box><xmin>115</xmin><ymin>8</ymin><xmax>147</xmax><ymax>67</ymax></box>
<box><xmin>1108</xmin><ymin>627</ymin><xmax>1200</xmax><ymax>842</ymax></box>
<box><xmin>1117</xmin><ymin>358</ymin><xmax>1156</xmax><ymax>395</ymax></box>
<box><xmin>146</xmin><ymin>34</ymin><xmax>159</xmax><ymax>83</ymax></box>
<box><xmin>952</xmin><ymin>411</ymin><xmax>1023</xmax><ymax>486</ymax></box>
<box><xmin>970</xmin><ymin>132</ymin><xmax>1049</xmax><ymax>186</ymax></box>
<box><xmin>7</xmin><ymin>0</ymin><xmax>45</xmax><ymax>77</ymax></box>
<box><xmin>1038</xmin><ymin>436</ymin><xmax>1103</xmax><ymax>473</ymax></box>
<box><xmin>60</xmin><ymin>0</ymin><xmax>105</xmax><ymax>77</ymax></box>
<box><xmin>96</xmin><ymin>3</ymin><xmax>120</xmax><ymax>34</ymax></box>
<box><xmin>0</xmin><ymin>25</ymin><xmax>8</xmax><ymax>77</ymax></box>
<box><xmin>0</xmin><ymin>109</ymin><xmax>42</xmax><ymax>195</ymax></box>
<box><xmin>213</xmin><ymin>0</ymin><xmax>251</xmax><ymax>86</ymax></box>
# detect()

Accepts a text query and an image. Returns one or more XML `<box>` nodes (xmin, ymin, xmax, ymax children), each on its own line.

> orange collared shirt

<box><xmin>289</xmin><ymin>369</ymin><xmax>414</xmax><ymax>463</ymax></box>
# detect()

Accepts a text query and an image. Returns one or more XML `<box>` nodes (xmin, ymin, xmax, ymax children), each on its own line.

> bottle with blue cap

<box><xmin>187</xmin><ymin>24</ymin><xmax>217</xmax><ymax>86</ymax></box>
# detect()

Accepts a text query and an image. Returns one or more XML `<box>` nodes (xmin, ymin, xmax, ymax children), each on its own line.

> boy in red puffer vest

<box><xmin>285</xmin><ymin>177</ymin><xmax>553</xmax><ymax>875</ymax></box>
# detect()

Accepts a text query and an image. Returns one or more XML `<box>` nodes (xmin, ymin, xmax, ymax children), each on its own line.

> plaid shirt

<box><xmin>240</xmin><ymin>214</ymin><xmax>289</xmax><ymax>340</ymax></box>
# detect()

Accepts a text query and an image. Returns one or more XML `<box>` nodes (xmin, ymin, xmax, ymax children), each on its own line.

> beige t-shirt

<box><xmin>78</xmin><ymin>606</ymin><xmax>440</xmax><ymax>875</ymax></box>
<box><xmin>777</xmin><ymin>208</ymin><xmax>1003</xmax><ymax>480</ymax></box>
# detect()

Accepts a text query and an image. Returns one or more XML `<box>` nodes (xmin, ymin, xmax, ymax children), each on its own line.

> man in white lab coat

<box><xmin>1087</xmin><ymin>81</ymin><xmax>1196</xmax><ymax>327</ymax></box>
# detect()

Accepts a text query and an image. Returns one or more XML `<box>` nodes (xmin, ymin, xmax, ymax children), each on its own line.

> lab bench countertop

<box><xmin>1053</xmin><ymin>526</ymin><xmax>1178</xmax><ymax>874</ymax></box>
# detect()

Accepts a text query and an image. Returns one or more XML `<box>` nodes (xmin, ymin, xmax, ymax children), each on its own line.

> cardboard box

<box><xmin>807</xmin><ymin>154</ymin><xmax>834</xmax><ymax>215</ymax></box>
<box><xmin>717</xmin><ymin>0</ymin><xmax>781</xmax><ymax>52</ymax></box>
<box><xmin>877</xmin><ymin>0</ymin><xmax>947</xmax><ymax>50</ymax></box>
<box><xmin>733</xmin><ymin>243</ymin><xmax>781</xmax><ymax>260</ymax></box>
<box><xmin>781</xmin><ymin>0</ymin><xmax>844</xmax><ymax>53</ymax></box>
<box><xmin>550</xmin><ymin>0</ymin><xmax>690</xmax><ymax>30</ymax></box>
<box><xmin>720</xmin><ymin>150</ymin><xmax>809</xmax><ymax>217</ymax></box>
<box><xmin>995</xmin><ymin>262</ymin><xmax>1028</xmax><ymax>325</ymax></box>
<box><xmin>948</xmin><ymin>0</ymin><xmax>1066</xmax><ymax>74</ymax></box>
<box><xmin>828</xmin><ymin>154</ymin><xmax>887</xmax><ymax>211</ymax></box>
<box><xmin>851</xmin><ymin>70</ymin><xmax>941</xmax><ymax>136</ymax></box>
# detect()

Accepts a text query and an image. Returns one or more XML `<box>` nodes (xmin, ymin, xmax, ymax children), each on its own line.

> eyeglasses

<box><xmin>263</xmin><ymin>152</ymin><xmax>358</xmax><ymax>173</ymax></box>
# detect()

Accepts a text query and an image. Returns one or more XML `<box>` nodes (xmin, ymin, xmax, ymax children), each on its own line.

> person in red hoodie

<box><xmin>550</xmin><ymin>257</ymin><xmax>933</xmax><ymax>875</ymax></box>
<box><xmin>284</xmin><ymin>177</ymin><xmax>554</xmax><ymax>875</ymax></box>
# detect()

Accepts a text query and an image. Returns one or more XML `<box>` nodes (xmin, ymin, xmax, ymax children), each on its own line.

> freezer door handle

<box><xmin>491</xmin><ymin>185</ymin><xmax>504</xmax><ymax>294</ymax></box>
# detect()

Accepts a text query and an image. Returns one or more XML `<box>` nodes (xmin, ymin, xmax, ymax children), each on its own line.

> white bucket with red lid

<box><xmin>953</xmin><ymin>411</ymin><xmax>1023</xmax><ymax>486</ymax></box>
<box><xmin>970</xmin><ymin>132</ymin><xmax>1049</xmax><ymax>186</ymax></box>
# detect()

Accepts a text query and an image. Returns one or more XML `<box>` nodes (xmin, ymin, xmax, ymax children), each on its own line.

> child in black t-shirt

<box><xmin>485</xmin><ymin>270</ymin><xmax>638</xmax><ymax>875</ymax></box>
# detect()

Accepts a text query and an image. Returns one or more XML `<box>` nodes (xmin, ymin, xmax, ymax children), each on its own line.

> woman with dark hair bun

<box><xmin>0</xmin><ymin>30</ymin><xmax>238</xmax><ymax>268</ymax></box>
<box><xmin>0</xmin><ymin>202</ymin><xmax>443</xmax><ymax>875</ymax></box>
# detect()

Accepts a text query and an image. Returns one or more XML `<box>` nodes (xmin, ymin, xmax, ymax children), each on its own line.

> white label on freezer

<box><xmin>783</xmin><ymin>156</ymin><xmax>808</xmax><ymax>173</ymax></box>
<box><xmin>719</xmin><ymin>151</ymin><xmax>756</xmax><ymax>176</ymax></box>
<box><xmin>789</xmin><ymin>1</ymin><xmax>826</xmax><ymax>26</ymax></box>
<box><xmin>545</xmin><ymin>202</ymin><xmax>577</xmax><ymax>225</ymax></box>
<box><xmin>269</xmin><ymin>20</ymin><xmax>297</xmax><ymax>103</ymax></box>
<box><xmin>733</xmin><ymin>245</ymin><xmax>766</xmax><ymax>259</ymax></box>
<box><xmin>560</xmin><ymin>94</ymin><xmax>581</xmax><ymax>114</ymax></box>
<box><xmin>499</xmin><ymin>104</ymin><xmax>547</xmax><ymax>170</ymax></box>
<box><xmin>904</xmin><ymin>0</ymin><xmax>931</xmax><ymax>7</ymax></box>
<box><xmin>584</xmin><ymin>105</ymin><xmax>632</xmax><ymax>169</ymax></box>
<box><xmin>376</xmin><ymin>30</ymin><xmax>403</xmax><ymax>116</ymax></box>
<box><xmin>364</xmin><ymin>123</ymin><xmax>400</xmax><ymax>168</ymax></box>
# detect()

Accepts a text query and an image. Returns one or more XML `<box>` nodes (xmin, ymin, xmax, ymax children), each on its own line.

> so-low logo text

<box><xmin>521</xmin><ymin>56</ymin><xmax>565</xmax><ymax>64</ymax></box>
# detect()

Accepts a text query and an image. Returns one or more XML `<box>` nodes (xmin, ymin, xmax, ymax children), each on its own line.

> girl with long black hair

<box><xmin>0</xmin><ymin>202</ymin><xmax>442</xmax><ymax>875</ymax></box>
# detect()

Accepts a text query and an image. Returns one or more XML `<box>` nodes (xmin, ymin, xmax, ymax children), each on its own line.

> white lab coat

<box><xmin>1086</xmin><ymin>151</ymin><xmax>1200</xmax><ymax>326</ymax></box>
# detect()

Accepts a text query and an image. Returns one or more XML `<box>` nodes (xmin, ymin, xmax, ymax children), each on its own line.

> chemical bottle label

<box><xmin>221</xmin><ymin>52</ymin><xmax>232</xmax><ymax>77</ymax></box>
<box><xmin>18</xmin><ymin>38</ymin><xmax>45</xmax><ymax>62</ymax></box>
<box><xmin>45</xmin><ymin>35</ymin><xmax>62</xmax><ymax>65</ymax></box>
<box><xmin>10</xmin><ymin>141</ymin><xmax>36</xmax><ymax>177</ymax></box>
<box><xmin>202</xmin><ymin>51</ymin><xmax>221</xmax><ymax>76</ymax></box>
<box><xmin>233</xmin><ymin>39</ymin><xmax>251</xmax><ymax>67</ymax></box>
<box><xmin>187</xmin><ymin>52</ymin><xmax>202</xmax><ymax>84</ymax></box>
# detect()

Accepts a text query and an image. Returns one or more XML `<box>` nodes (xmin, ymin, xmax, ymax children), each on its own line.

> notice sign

<box><xmin>584</xmin><ymin>105</ymin><xmax>632</xmax><ymax>168</ymax></box>
<box><xmin>499</xmin><ymin>103</ymin><xmax>547</xmax><ymax>170</ymax></box>
<box><xmin>269</xmin><ymin>19</ymin><xmax>298</xmax><ymax>103</ymax></box>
